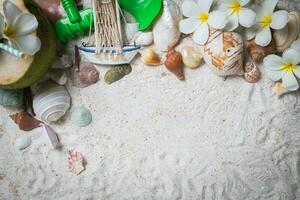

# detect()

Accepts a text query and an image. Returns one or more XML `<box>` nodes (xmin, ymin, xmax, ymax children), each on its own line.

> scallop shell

<box><xmin>140</xmin><ymin>49</ymin><xmax>163</xmax><ymax>66</ymax></box>
<box><xmin>68</xmin><ymin>149</ymin><xmax>85</xmax><ymax>175</ymax></box>
<box><xmin>200</xmin><ymin>29</ymin><xmax>244</xmax><ymax>77</ymax></box>
<box><xmin>104</xmin><ymin>64</ymin><xmax>132</xmax><ymax>84</ymax></box>
<box><xmin>69</xmin><ymin>107</ymin><xmax>92</xmax><ymax>127</ymax></box>
<box><xmin>244</xmin><ymin>62</ymin><xmax>261</xmax><ymax>83</ymax></box>
<box><xmin>33</xmin><ymin>82</ymin><xmax>71</xmax><ymax>123</ymax></box>
<box><xmin>0</xmin><ymin>88</ymin><xmax>23</xmax><ymax>107</ymax></box>
<box><xmin>181</xmin><ymin>46</ymin><xmax>203</xmax><ymax>69</ymax></box>
<box><xmin>274</xmin><ymin>12</ymin><xmax>300</xmax><ymax>52</ymax></box>
<box><xmin>153</xmin><ymin>0</ymin><xmax>182</xmax><ymax>52</ymax></box>
<box><xmin>10</xmin><ymin>111</ymin><xmax>43</xmax><ymax>131</ymax></box>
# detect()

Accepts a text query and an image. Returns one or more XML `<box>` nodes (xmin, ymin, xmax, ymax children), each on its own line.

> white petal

<box><xmin>262</xmin><ymin>0</ymin><xmax>278</xmax><ymax>13</ymax></box>
<box><xmin>282</xmin><ymin>72</ymin><xmax>299</xmax><ymax>91</ymax></box>
<box><xmin>240</xmin><ymin>0</ymin><xmax>251</xmax><ymax>6</ymax></box>
<box><xmin>197</xmin><ymin>0</ymin><xmax>213</xmax><ymax>13</ymax></box>
<box><xmin>245</xmin><ymin>26</ymin><xmax>258</xmax><ymax>40</ymax></box>
<box><xmin>238</xmin><ymin>8</ymin><xmax>256</xmax><ymax>28</ymax></box>
<box><xmin>225</xmin><ymin>13</ymin><xmax>239</xmax><ymax>31</ymax></box>
<box><xmin>263</xmin><ymin>54</ymin><xmax>284</xmax><ymax>71</ymax></box>
<box><xmin>208</xmin><ymin>11</ymin><xmax>227</xmax><ymax>29</ymax></box>
<box><xmin>291</xmin><ymin>40</ymin><xmax>300</xmax><ymax>53</ymax></box>
<box><xmin>12</xmin><ymin>35</ymin><xmax>41</xmax><ymax>56</ymax></box>
<box><xmin>0</xmin><ymin>14</ymin><xmax>4</xmax><ymax>34</ymax></box>
<box><xmin>3</xmin><ymin>0</ymin><xmax>22</xmax><ymax>28</ymax></box>
<box><xmin>270</xmin><ymin>10</ymin><xmax>289</xmax><ymax>30</ymax></box>
<box><xmin>11</xmin><ymin>13</ymin><xmax>38</xmax><ymax>36</ymax></box>
<box><xmin>282</xmin><ymin>48</ymin><xmax>300</xmax><ymax>65</ymax></box>
<box><xmin>179</xmin><ymin>18</ymin><xmax>199</xmax><ymax>34</ymax></box>
<box><xmin>293</xmin><ymin>67</ymin><xmax>300</xmax><ymax>79</ymax></box>
<box><xmin>182</xmin><ymin>0</ymin><xmax>201</xmax><ymax>18</ymax></box>
<box><xmin>255</xmin><ymin>27</ymin><xmax>272</xmax><ymax>47</ymax></box>
<box><xmin>264</xmin><ymin>68</ymin><xmax>284</xmax><ymax>81</ymax></box>
<box><xmin>192</xmin><ymin>24</ymin><xmax>209</xmax><ymax>45</ymax></box>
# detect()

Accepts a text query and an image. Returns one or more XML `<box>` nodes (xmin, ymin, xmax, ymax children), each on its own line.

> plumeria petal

<box><xmin>262</xmin><ymin>0</ymin><xmax>278</xmax><ymax>14</ymax></box>
<box><xmin>3</xmin><ymin>0</ymin><xmax>22</xmax><ymax>28</ymax></box>
<box><xmin>208</xmin><ymin>11</ymin><xmax>227</xmax><ymax>29</ymax></box>
<box><xmin>245</xmin><ymin>25</ymin><xmax>258</xmax><ymax>40</ymax></box>
<box><xmin>11</xmin><ymin>35</ymin><xmax>41</xmax><ymax>56</ymax></box>
<box><xmin>11</xmin><ymin>13</ymin><xmax>38</xmax><ymax>36</ymax></box>
<box><xmin>193</xmin><ymin>24</ymin><xmax>209</xmax><ymax>45</ymax></box>
<box><xmin>179</xmin><ymin>18</ymin><xmax>200</xmax><ymax>34</ymax></box>
<box><xmin>182</xmin><ymin>0</ymin><xmax>201</xmax><ymax>18</ymax></box>
<box><xmin>270</xmin><ymin>10</ymin><xmax>289</xmax><ymax>30</ymax></box>
<box><xmin>255</xmin><ymin>27</ymin><xmax>272</xmax><ymax>47</ymax></box>
<box><xmin>238</xmin><ymin>8</ymin><xmax>256</xmax><ymax>28</ymax></box>
<box><xmin>282</xmin><ymin>72</ymin><xmax>299</xmax><ymax>91</ymax></box>
<box><xmin>293</xmin><ymin>67</ymin><xmax>300</xmax><ymax>79</ymax></box>
<box><xmin>282</xmin><ymin>49</ymin><xmax>300</xmax><ymax>65</ymax></box>
<box><xmin>263</xmin><ymin>54</ymin><xmax>284</xmax><ymax>71</ymax></box>
<box><xmin>291</xmin><ymin>40</ymin><xmax>300</xmax><ymax>53</ymax></box>
<box><xmin>265</xmin><ymin>68</ymin><xmax>285</xmax><ymax>81</ymax></box>
<box><xmin>225</xmin><ymin>13</ymin><xmax>239</xmax><ymax>31</ymax></box>
<box><xmin>197</xmin><ymin>0</ymin><xmax>213</xmax><ymax>13</ymax></box>
<box><xmin>0</xmin><ymin>14</ymin><xmax>4</xmax><ymax>35</ymax></box>
<box><xmin>240</xmin><ymin>0</ymin><xmax>251</xmax><ymax>6</ymax></box>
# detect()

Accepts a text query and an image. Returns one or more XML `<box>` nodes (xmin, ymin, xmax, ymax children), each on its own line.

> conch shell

<box><xmin>140</xmin><ymin>49</ymin><xmax>163</xmax><ymax>66</ymax></box>
<box><xmin>246</xmin><ymin>38</ymin><xmax>276</xmax><ymax>62</ymax></box>
<box><xmin>244</xmin><ymin>62</ymin><xmax>260</xmax><ymax>83</ymax></box>
<box><xmin>200</xmin><ymin>29</ymin><xmax>244</xmax><ymax>77</ymax></box>
<box><xmin>164</xmin><ymin>49</ymin><xmax>184</xmax><ymax>80</ymax></box>
<box><xmin>68</xmin><ymin>149</ymin><xmax>85</xmax><ymax>175</ymax></box>
<box><xmin>153</xmin><ymin>0</ymin><xmax>182</xmax><ymax>51</ymax></box>
<box><xmin>10</xmin><ymin>111</ymin><xmax>43</xmax><ymax>131</ymax></box>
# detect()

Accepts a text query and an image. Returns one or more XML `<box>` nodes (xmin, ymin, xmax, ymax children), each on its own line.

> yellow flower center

<box><xmin>198</xmin><ymin>12</ymin><xmax>209</xmax><ymax>23</ymax></box>
<box><xmin>230</xmin><ymin>1</ymin><xmax>241</xmax><ymax>14</ymax></box>
<box><xmin>260</xmin><ymin>15</ymin><xmax>272</xmax><ymax>28</ymax></box>
<box><xmin>282</xmin><ymin>62</ymin><xmax>296</xmax><ymax>72</ymax></box>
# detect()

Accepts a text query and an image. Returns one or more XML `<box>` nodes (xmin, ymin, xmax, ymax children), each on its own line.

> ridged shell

<box><xmin>33</xmin><ymin>82</ymin><xmax>71</xmax><ymax>123</ymax></box>
<box><xmin>274</xmin><ymin>12</ymin><xmax>300</xmax><ymax>52</ymax></box>
<box><xmin>0</xmin><ymin>88</ymin><xmax>23</xmax><ymax>107</ymax></box>
<box><xmin>69</xmin><ymin>107</ymin><xmax>92</xmax><ymax>127</ymax></box>
<box><xmin>244</xmin><ymin>62</ymin><xmax>261</xmax><ymax>83</ymax></box>
<box><xmin>104</xmin><ymin>64</ymin><xmax>132</xmax><ymax>84</ymax></box>
<box><xmin>200</xmin><ymin>29</ymin><xmax>244</xmax><ymax>77</ymax></box>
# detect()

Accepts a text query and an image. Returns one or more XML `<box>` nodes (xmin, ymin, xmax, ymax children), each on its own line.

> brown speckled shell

<box><xmin>246</xmin><ymin>39</ymin><xmax>276</xmax><ymax>62</ymax></box>
<box><xmin>244</xmin><ymin>62</ymin><xmax>261</xmax><ymax>83</ymax></box>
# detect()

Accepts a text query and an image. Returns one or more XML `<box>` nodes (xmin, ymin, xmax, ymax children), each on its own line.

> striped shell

<box><xmin>69</xmin><ymin>107</ymin><xmax>92</xmax><ymax>127</ymax></box>
<box><xmin>200</xmin><ymin>29</ymin><xmax>244</xmax><ymax>77</ymax></box>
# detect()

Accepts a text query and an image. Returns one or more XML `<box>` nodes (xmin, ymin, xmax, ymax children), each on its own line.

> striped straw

<box><xmin>0</xmin><ymin>43</ymin><xmax>26</xmax><ymax>59</ymax></box>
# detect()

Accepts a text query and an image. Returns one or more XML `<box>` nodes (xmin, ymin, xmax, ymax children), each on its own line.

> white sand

<box><xmin>1</xmin><ymin>1</ymin><xmax>300</xmax><ymax>199</ymax></box>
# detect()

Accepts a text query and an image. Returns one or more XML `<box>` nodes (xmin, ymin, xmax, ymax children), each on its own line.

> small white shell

<box><xmin>33</xmin><ymin>82</ymin><xmax>71</xmax><ymax>123</ymax></box>
<box><xmin>135</xmin><ymin>32</ymin><xmax>153</xmax><ymax>46</ymax></box>
<box><xmin>42</xmin><ymin>124</ymin><xmax>60</xmax><ymax>148</ymax></box>
<box><xmin>15</xmin><ymin>135</ymin><xmax>32</xmax><ymax>150</ymax></box>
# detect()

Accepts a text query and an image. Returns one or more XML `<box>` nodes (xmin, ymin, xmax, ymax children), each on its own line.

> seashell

<box><xmin>181</xmin><ymin>46</ymin><xmax>203</xmax><ymax>69</ymax></box>
<box><xmin>78</xmin><ymin>63</ymin><xmax>100</xmax><ymax>85</ymax></box>
<box><xmin>200</xmin><ymin>29</ymin><xmax>244</xmax><ymax>77</ymax></box>
<box><xmin>33</xmin><ymin>81</ymin><xmax>71</xmax><ymax>123</ymax></box>
<box><xmin>15</xmin><ymin>135</ymin><xmax>32</xmax><ymax>150</ymax></box>
<box><xmin>68</xmin><ymin>149</ymin><xmax>85</xmax><ymax>175</ymax></box>
<box><xmin>273</xmin><ymin>82</ymin><xmax>291</xmax><ymax>96</ymax></box>
<box><xmin>10</xmin><ymin>111</ymin><xmax>43</xmax><ymax>131</ymax></box>
<box><xmin>42</xmin><ymin>124</ymin><xmax>60</xmax><ymax>148</ymax></box>
<box><xmin>0</xmin><ymin>88</ymin><xmax>23</xmax><ymax>107</ymax></box>
<box><xmin>153</xmin><ymin>0</ymin><xmax>182</xmax><ymax>52</ymax></box>
<box><xmin>125</xmin><ymin>23</ymin><xmax>153</xmax><ymax>46</ymax></box>
<box><xmin>49</xmin><ymin>69</ymin><xmax>68</xmax><ymax>85</ymax></box>
<box><xmin>274</xmin><ymin>12</ymin><xmax>300</xmax><ymax>53</ymax></box>
<box><xmin>135</xmin><ymin>32</ymin><xmax>153</xmax><ymax>46</ymax></box>
<box><xmin>164</xmin><ymin>49</ymin><xmax>184</xmax><ymax>80</ymax></box>
<box><xmin>104</xmin><ymin>64</ymin><xmax>132</xmax><ymax>84</ymax></box>
<box><xmin>244</xmin><ymin>62</ymin><xmax>261</xmax><ymax>83</ymax></box>
<box><xmin>246</xmin><ymin>38</ymin><xmax>276</xmax><ymax>62</ymax></box>
<box><xmin>69</xmin><ymin>107</ymin><xmax>92</xmax><ymax>127</ymax></box>
<box><xmin>140</xmin><ymin>49</ymin><xmax>163</xmax><ymax>66</ymax></box>
<box><xmin>52</xmin><ymin>54</ymin><xmax>73</xmax><ymax>69</ymax></box>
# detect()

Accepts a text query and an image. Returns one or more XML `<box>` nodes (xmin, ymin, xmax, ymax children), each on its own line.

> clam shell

<box><xmin>69</xmin><ymin>107</ymin><xmax>92</xmax><ymax>127</ymax></box>
<box><xmin>274</xmin><ymin>12</ymin><xmax>300</xmax><ymax>52</ymax></box>
<box><xmin>33</xmin><ymin>82</ymin><xmax>71</xmax><ymax>123</ymax></box>
<box><xmin>0</xmin><ymin>88</ymin><xmax>23</xmax><ymax>108</ymax></box>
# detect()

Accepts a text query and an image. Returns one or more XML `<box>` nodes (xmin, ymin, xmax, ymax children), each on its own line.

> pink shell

<box><xmin>68</xmin><ymin>150</ymin><xmax>85</xmax><ymax>175</ymax></box>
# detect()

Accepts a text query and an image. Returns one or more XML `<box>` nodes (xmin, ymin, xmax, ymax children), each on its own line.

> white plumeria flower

<box><xmin>218</xmin><ymin>0</ymin><xmax>256</xmax><ymax>31</ymax></box>
<box><xmin>263</xmin><ymin>48</ymin><xmax>300</xmax><ymax>91</ymax></box>
<box><xmin>0</xmin><ymin>0</ymin><xmax>41</xmax><ymax>56</ymax></box>
<box><xmin>179</xmin><ymin>0</ymin><xmax>228</xmax><ymax>45</ymax></box>
<box><xmin>291</xmin><ymin>39</ymin><xmax>300</xmax><ymax>54</ymax></box>
<box><xmin>246</xmin><ymin>0</ymin><xmax>289</xmax><ymax>47</ymax></box>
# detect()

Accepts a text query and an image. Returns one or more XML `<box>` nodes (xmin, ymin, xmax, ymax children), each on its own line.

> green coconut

<box><xmin>0</xmin><ymin>0</ymin><xmax>56</xmax><ymax>89</ymax></box>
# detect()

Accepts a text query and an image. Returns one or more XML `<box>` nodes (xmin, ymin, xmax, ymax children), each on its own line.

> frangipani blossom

<box><xmin>291</xmin><ymin>39</ymin><xmax>300</xmax><ymax>53</ymax></box>
<box><xmin>179</xmin><ymin>0</ymin><xmax>227</xmax><ymax>45</ymax></box>
<box><xmin>263</xmin><ymin>48</ymin><xmax>300</xmax><ymax>91</ymax></box>
<box><xmin>218</xmin><ymin>0</ymin><xmax>256</xmax><ymax>31</ymax></box>
<box><xmin>0</xmin><ymin>0</ymin><xmax>41</xmax><ymax>56</ymax></box>
<box><xmin>246</xmin><ymin>0</ymin><xmax>289</xmax><ymax>47</ymax></box>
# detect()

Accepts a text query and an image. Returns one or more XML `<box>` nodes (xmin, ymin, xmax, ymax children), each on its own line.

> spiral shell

<box><xmin>244</xmin><ymin>62</ymin><xmax>261</xmax><ymax>83</ymax></box>
<box><xmin>33</xmin><ymin>82</ymin><xmax>71</xmax><ymax>123</ymax></box>
<box><xmin>69</xmin><ymin>107</ymin><xmax>92</xmax><ymax>127</ymax></box>
<box><xmin>140</xmin><ymin>49</ymin><xmax>163</xmax><ymax>66</ymax></box>
<box><xmin>246</xmin><ymin>38</ymin><xmax>276</xmax><ymax>62</ymax></box>
<box><xmin>0</xmin><ymin>88</ymin><xmax>23</xmax><ymax>107</ymax></box>
<box><xmin>164</xmin><ymin>49</ymin><xmax>184</xmax><ymax>80</ymax></box>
